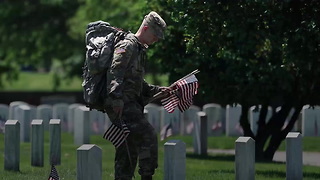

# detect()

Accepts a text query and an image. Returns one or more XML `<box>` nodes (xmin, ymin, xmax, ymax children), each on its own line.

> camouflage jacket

<box><xmin>106</xmin><ymin>33</ymin><xmax>160</xmax><ymax>108</ymax></box>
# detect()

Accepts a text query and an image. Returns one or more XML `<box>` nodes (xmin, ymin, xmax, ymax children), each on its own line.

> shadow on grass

<box><xmin>256</xmin><ymin>159</ymin><xmax>285</xmax><ymax>165</ymax></box>
<box><xmin>256</xmin><ymin>170</ymin><xmax>286</xmax><ymax>178</ymax></box>
<box><xmin>186</xmin><ymin>153</ymin><xmax>235</xmax><ymax>162</ymax></box>
<box><xmin>256</xmin><ymin>170</ymin><xmax>320</xmax><ymax>179</ymax></box>
<box><xmin>303</xmin><ymin>172</ymin><xmax>320</xmax><ymax>179</ymax></box>
<box><xmin>208</xmin><ymin>169</ymin><xmax>234</xmax><ymax>174</ymax></box>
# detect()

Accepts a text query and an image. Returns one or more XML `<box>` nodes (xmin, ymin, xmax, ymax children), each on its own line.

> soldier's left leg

<box><xmin>137</xmin><ymin>120</ymin><xmax>158</xmax><ymax>177</ymax></box>
<box><xmin>114</xmin><ymin>133</ymin><xmax>139</xmax><ymax>180</ymax></box>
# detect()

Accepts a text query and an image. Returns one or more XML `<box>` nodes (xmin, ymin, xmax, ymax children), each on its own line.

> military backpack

<box><xmin>82</xmin><ymin>20</ymin><xmax>127</xmax><ymax>112</ymax></box>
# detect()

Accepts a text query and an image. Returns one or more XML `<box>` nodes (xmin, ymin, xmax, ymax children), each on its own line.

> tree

<box><xmin>0</xmin><ymin>1</ymin><xmax>80</xmax><ymax>89</ymax></box>
<box><xmin>155</xmin><ymin>0</ymin><xmax>320</xmax><ymax>160</ymax></box>
<box><xmin>0</xmin><ymin>0</ymin><xmax>147</xmax><ymax>89</ymax></box>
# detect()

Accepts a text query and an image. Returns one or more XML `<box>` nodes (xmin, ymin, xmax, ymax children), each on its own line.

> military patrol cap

<box><xmin>143</xmin><ymin>11</ymin><xmax>167</xmax><ymax>39</ymax></box>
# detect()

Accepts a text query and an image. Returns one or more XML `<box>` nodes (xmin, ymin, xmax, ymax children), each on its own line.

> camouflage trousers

<box><xmin>106</xmin><ymin>101</ymin><xmax>158</xmax><ymax>180</ymax></box>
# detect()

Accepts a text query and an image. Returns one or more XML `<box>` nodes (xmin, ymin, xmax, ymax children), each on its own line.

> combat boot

<box><xmin>141</xmin><ymin>175</ymin><xmax>152</xmax><ymax>180</ymax></box>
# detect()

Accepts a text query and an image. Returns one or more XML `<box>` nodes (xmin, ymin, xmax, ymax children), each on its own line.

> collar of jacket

<box><xmin>126</xmin><ymin>33</ymin><xmax>148</xmax><ymax>50</ymax></box>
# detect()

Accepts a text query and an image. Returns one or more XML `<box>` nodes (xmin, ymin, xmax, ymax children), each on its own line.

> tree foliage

<box><xmin>0</xmin><ymin>0</ymin><xmax>146</xmax><ymax>88</ymax></box>
<box><xmin>154</xmin><ymin>0</ymin><xmax>320</xmax><ymax>160</ymax></box>
<box><xmin>0</xmin><ymin>1</ymin><xmax>80</xmax><ymax>88</ymax></box>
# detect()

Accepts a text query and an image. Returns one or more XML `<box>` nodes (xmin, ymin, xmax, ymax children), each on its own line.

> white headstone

<box><xmin>302</xmin><ymin>105</ymin><xmax>320</xmax><ymax>136</ymax></box>
<box><xmin>74</xmin><ymin>106</ymin><xmax>90</xmax><ymax>145</ymax></box>
<box><xmin>286</xmin><ymin>132</ymin><xmax>302</xmax><ymax>180</ymax></box>
<box><xmin>0</xmin><ymin>104</ymin><xmax>9</xmax><ymax>133</ymax></box>
<box><xmin>164</xmin><ymin>140</ymin><xmax>186</xmax><ymax>180</ymax></box>
<box><xmin>90</xmin><ymin>109</ymin><xmax>106</xmax><ymax>134</ymax></box>
<box><xmin>104</xmin><ymin>113</ymin><xmax>111</xmax><ymax>131</ymax></box>
<box><xmin>160</xmin><ymin>107</ymin><xmax>182</xmax><ymax>135</ymax></box>
<box><xmin>181</xmin><ymin>105</ymin><xmax>200</xmax><ymax>135</ymax></box>
<box><xmin>77</xmin><ymin>144</ymin><xmax>102</xmax><ymax>180</ymax></box>
<box><xmin>52</xmin><ymin>103</ymin><xmax>69</xmax><ymax>132</ymax></box>
<box><xmin>203</xmin><ymin>103</ymin><xmax>224</xmax><ymax>136</ymax></box>
<box><xmin>226</xmin><ymin>104</ymin><xmax>243</xmax><ymax>136</ymax></box>
<box><xmin>31</xmin><ymin>120</ymin><xmax>44</xmax><ymax>167</ymax></box>
<box><xmin>4</xmin><ymin>120</ymin><xmax>20</xmax><ymax>171</ymax></box>
<box><xmin>29</xmin><ymin>105</ymin><xmax>37</xmax><ymax>122</ymax></box>
<box><xmin>235</xmin><ymin>137</ymin><xmax>255</xmax><ymax>180</ymax></box>
<box><xmin>193</xmin><ymin>111</ymin><xmax>207</xmax><ymax>155</ymax></box>
<box><xmin>49</xmin><ymin>119</ymin><xmax>61</xmax><ymax>165</ymax></box>
<box><xmin>36</xmin><ymin>104</ymin><xmax>52</xmax><ymax>131</ymax></box>
<box><xmin>16</xmin><ymin>105</ymin><xmax>31</xmax><ymax>142</ymax></box>
<box><xmin>67</xmin><ymin>103</ymin><xmax>82</xmax><ymax>133</ymax></box>
<box><xmin>145</xmin><ymin>103</ymin><xmax>161</xmax><ymax>133</ymax></box>
<box><xmin>8</xmin><ymin>101</ymin><xmax>27</xmax><ymax>119</ymax></box>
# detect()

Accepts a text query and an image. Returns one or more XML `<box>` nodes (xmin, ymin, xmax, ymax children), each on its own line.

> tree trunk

<box><xmin>239</xmin><ymin>104</ymin><xmax>254</xmax><ymax>138</ymax></box>
<box><xmin>255</xmin><ymin>101</ymin><xmax>292</xmax><ymax>161</ymax></box>
<box><xmin>263</xmin><ymin>104</ymin><xmax>302</xmax><ymax>160</ymax></box>
<box><xmin>255</xmin><ymin>104</ymin><xmax>273</xmax><ymax>160</ymax></box>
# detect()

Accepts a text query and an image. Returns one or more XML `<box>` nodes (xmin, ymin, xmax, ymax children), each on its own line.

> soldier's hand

<box><xmin>159</xmin><ymin>86</ymin><xmax>172</xmax><ymax>98</ymax></box>
<box><xmin>112</xmin><ymin>99</ymin><xmax>124</xmax><ymax>118</ymax></box>
<box><xmin>113</xmin><ymin>106</ymin><xmax>123</xmax><ymax>118</ymax></box>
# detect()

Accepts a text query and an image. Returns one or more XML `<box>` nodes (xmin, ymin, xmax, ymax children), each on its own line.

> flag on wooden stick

<box><xmin>160</xmin><ymin>123</ymin><xmax>173</xmax><ymax>140</ymax></box>
<box><xmin>161</xmin><ymin>73</ymin><xmax>199</xmax><ymax>113</ymax></box>
<box><xmin>48</xmin><ymin>164</ymin><xmax>60</xmax><ymax>180</ymax></box>
<box><xmin>103</xmin><ymin>120</ymin><xmax>130</xmax><ymax>148</ymax></box>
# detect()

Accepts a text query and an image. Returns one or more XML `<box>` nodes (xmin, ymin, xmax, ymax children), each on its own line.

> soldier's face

<box><xmin>144</xmin><ymin>26</ymin><xmax>159</xmax><ymax>45</ymax></box>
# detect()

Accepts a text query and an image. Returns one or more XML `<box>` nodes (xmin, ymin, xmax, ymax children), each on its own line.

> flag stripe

<box><xmin>103</xmin><ymin>122</ymin><xmax>130</xmax><ymax>148</ymax></box>
<box><xmin>48</xmin><ymin>165</ymin><xmax>60</xmax><ymax>180</ymax></box>
<box><xmin>161</xmin><ymin>74</ymin><xmax>199</xmax><ymax>113</ymax></box>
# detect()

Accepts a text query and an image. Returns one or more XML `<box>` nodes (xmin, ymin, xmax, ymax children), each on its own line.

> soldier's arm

<box><xmin>142</xmin><ymin>80</ymin><xmax>160</xmax><ymax>97</ymax></box>
<box><xmin>142</xmin><ymin>80</ymin><xmax>172</xmax><ymax>104</ymax></box>
<box><xmin>109</xmin><ymin>40</ymin><xmax>133</xmax><ymax>109</ymax></box>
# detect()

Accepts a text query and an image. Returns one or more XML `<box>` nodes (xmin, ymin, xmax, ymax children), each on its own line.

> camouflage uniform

<box><xmin>105</xmin><ymin>32</ymin><xmax>160</xmax><ymax>180</ymax></box>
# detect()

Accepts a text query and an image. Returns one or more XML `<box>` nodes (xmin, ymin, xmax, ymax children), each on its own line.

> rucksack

<box><xmin>82</xmin><ymin>20</ymin><xmax>127</xmax><ymax>112</ymax></box>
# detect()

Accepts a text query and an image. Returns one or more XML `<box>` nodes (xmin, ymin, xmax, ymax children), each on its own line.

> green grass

<box><xmin>1</xmin><ymin>72</ymin><xmax>82</xmax><ymax>92</ymax></box>
<box><xmin>0</xmin><ymin>134</ymin><xmax>319</xmax><ymax>180</ymax></box>
<box><xmin>0</xmin><ymin>72</ymin><xmax>168</xmax><ymax>92</ymax></box>
<box><xmin>166</xmin><ymin>135</ymin><xmax>320</xmax><ymax>152</ymax></box>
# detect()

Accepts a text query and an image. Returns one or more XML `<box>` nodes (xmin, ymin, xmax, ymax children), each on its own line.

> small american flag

<box><xmin>103</xmin><ymin>120</ymin><xmax>130</xmax><ymax>148</ymax></box>
<box><xmin>161</xmin><ymin>74</ymin><xmax>199</xmax><ymax>113</ymax></box>
<box><xmin>160</xmin><ymin>123</ymin><xmax>173</xmax><ymax>141</ymax></box>
<box><xmin>48</xmin><ymin>164</ymin><xmax>60</xmax><ymax>180</ymax></box>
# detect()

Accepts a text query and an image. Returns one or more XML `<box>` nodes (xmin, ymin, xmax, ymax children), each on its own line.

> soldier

<box><xmin>104</xmin><ymin>11</ymin><xmax>170</xmax><ymax>180</ymax></box>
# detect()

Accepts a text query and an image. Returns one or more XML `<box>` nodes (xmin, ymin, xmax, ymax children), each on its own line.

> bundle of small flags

<box><xmin>161</xmin><ymin>74</ymin><xmax>199</xmax><ymax>113</ymax></box>
<box><xmin>103</xmin><ymin>119</ymin><xmax>130</xmax><ymax>148</ymax></box>
<box><xmin>159</xmin><ymin>70</ymin><xmax>199</xmax><ymax>140</ymax></box>
<box><xmin>48</xmin><ymin>164</ymin><xmax>60</xmax><ymax>180</ymax></box>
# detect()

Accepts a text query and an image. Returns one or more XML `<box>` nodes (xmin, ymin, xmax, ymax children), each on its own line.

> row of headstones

<box><xmin>4</xmin><ymin>116</ymin><xmax>302</xmax><ymax>180</ymax></box>
<box><xmin>235</xmin><ymin>133</ymin><xmax>302</xmax><ymax>180</ymax></box>
<box><xmin>2</xmin><ymin>109</ymin><xmax>204</xmax><ymax>172</ymax></box>
<box><xmin>3</xmin><ymin>110</ymin><xmax>207</xmax><ymax>170</ymax></box>
<box><xmin>4</xmin><ymin>116</ymin><xmax>95</xmax><ymax>171</ymax></box>
<box><xmin>77</xmin><ymin>132</ymin><xmax>303</xmax><ymax>180</ymax></box>
<box><xmin>1</xmin><ymin>101</ymin><xmax>320</xmax><ymax>138</ymax></box>
<box><xmin>191</xmin><ymin>112</ymin><xmax>302</xmax><ymax>179</ymax></box>
<box><xmin>0</xmin><ymin>101</ymin><xmax>110</xmax><ymax>135</ymax></box>
<box><xmin>146</xmin><ymin>103</ymin><xmax>320</xmax><ymax>137</ymax></box>
<box><xmin>76</xmin><ymin>140</ymin><xmax>186</xmax><ymax>180</ymax></box>
<box><xmin>4</xmin><ymin>119</ymin><xmax>61</xmax><ymax>170</ymax></box>
<box><xmin>3</xmin><ymin>118</ymin><xmax>186</xmax><ymax>179</ymax></box>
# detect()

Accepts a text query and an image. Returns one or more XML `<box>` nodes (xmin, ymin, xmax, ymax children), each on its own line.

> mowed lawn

<box><xmin>0</xmin><ymin>71</ymin><xmax>168</xmax><ymax>91</ymax></box>
<box><xmin>0</xmin><ymin>133</ymin><xmax>319</xmax><ymax>180</ymax></box>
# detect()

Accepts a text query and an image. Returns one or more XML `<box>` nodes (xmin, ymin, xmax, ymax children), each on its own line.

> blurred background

<box><xmin>0</xmin><ymin>0</ymin><xmax>319</xmax><ymax>108</ymax></box>
<box><xmin>0</xmin><ymin>0</ymin><xmax>320</xmax><ymax>161</ymax></box>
